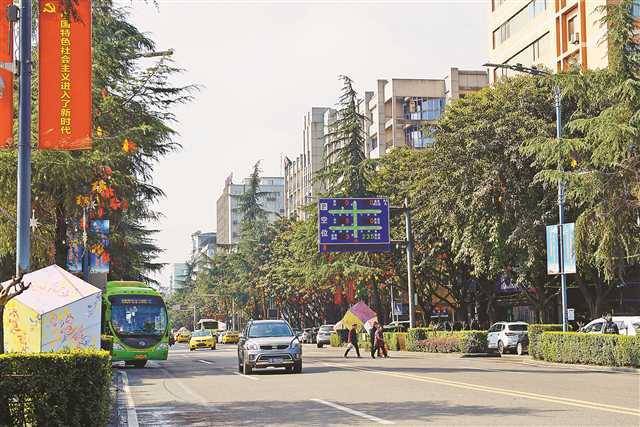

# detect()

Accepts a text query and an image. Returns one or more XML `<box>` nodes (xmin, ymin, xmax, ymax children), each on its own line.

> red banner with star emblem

<box><xmin>39</xmin><ymin>0</ymin><xmax>92</xmax><ymax>150</ymax></box>
<box><xmin>0</xmin><ymin>0</ymin><xmax>13</xmax><ymax>148</ymax></box>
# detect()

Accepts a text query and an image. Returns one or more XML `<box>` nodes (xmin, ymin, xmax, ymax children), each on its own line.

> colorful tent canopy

<box><xmin>334</xmin><ymin>301</ymin><xmax>378</xmax><ymax>331</ymax></box>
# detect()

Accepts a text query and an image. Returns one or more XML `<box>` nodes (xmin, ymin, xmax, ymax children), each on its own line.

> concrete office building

<box><xmin>362</xmin><ymin>68</ymin><xmax>488</xmax><ymax>158</ymax></box>
<box><xmin>191</xmin><ymin>231</ymin><xmax>217</xmax><ymax>259</ymax></box>
<box><xmin>487</xmin><ymin>0</ymin><xmax>640</xmax><ymax>82</ymax></box>
<box><xmin>216</xmin><ymin>175</ymin><xmax>285</xmax><ymax>246</ymax></box>
<box><xmin>284</xmin><ymin>107</ymin><xmax>333</xmax><ymax>219</ymax></box>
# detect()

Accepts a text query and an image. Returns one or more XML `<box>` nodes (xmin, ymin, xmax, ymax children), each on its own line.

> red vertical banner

<box><xmin>39</xmin><ymin>0</ymin><xmax>92</xmax><ymax>150</ymax></box>
<box><xmin>0</xmin><ymin>0</ymin><xmax>13</xmax><ymax>148</ymax></box>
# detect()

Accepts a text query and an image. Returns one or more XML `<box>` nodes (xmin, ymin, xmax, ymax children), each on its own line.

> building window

<box><xmin>405</xmin><ymin>126</ymin><xmax>434</xmax><ymax>149</ymax></box>
<box><xmin>567</xmin><ymin>16</ymin><xmax>576</xmax><ymax>39</ymax></box>
<box><xmin>403</xmin><ymin>97</ymin><xmax>445</xmax><ymax>121</ymax></box>
<box><xmin>494</xmin><ymin>1</ymin><xmax>547</xmax><ymax>49</ymax></box>
<box><xmin>370</xmin><ymin>136</ymin><xmax>378</xmax><ymax>150</ymax></box>
<box><xmin>632</xmin><ymin>1</ymin><xmax>640</xmax><ymax>17</ymax></box>
<box><xmin>492</xmin><ymin>0</ymin><xmax>506</xmax><ymax>12</ymax></box>
<box><xmin>528</xmin><ymin>0</ymin><xmax>547</xmax><ymax>19</ymax></box>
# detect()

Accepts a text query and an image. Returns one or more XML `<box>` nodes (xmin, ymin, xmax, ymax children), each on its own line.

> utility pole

<box><xmin>193</xmin><ymin>305</ymin><xmax>196</xmax><ymax>331</ymax></box>
<box><xmin>404</xmin><ymin>198</ymin><xmax>415</xmax><ymax>329</ymax></box>
<box><xmin>16</xmin><ymin>0</ymin><xmax>32</xmax><ymax>274</ymax></box>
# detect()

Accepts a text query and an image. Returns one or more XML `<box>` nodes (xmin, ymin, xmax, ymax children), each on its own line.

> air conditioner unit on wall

<box><xmin>569</xmin><ymin>32</ymin><xmax>580</xmax><ymax>45</ymax></box>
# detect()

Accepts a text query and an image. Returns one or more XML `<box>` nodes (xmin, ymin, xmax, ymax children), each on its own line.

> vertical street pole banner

<box><xmin>89</xmin><ymin>219</ymin><xmax>109</xmax><ymax>273</ymax></box>
<box><xmin>546</xmin><ymin>225</ymin><xmax>560</xmax><ymax>274</ymax></box>
<box><xmin>561</xmin><ymin>222</ymin><xmax>576</xmax><ymax>274</ymax></box>
<box><xmin>39</xmin><ymin>0</ymin><xmax>92</xmax><ymax>150</ymax></box>
<box><xmin>65</xmin><ymin>219</ymin><xmax>84</xmax><ymax>273</ymax></box>
<box><xmin>0</xmin><ymin>0</ymin><xmax>12</xmax><ymax>148</ymax></box>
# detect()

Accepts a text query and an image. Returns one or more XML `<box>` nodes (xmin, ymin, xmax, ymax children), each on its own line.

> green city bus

<box><xmin>102</xmin><ymin>281</ymin><xmax>170</xmax><ymax>368</ymax></box>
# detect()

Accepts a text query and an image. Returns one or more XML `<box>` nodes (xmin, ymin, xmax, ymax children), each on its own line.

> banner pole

<box><xmin>16</xmin><ymin>0</ymin><xmax>32</xmax><ymax>274</ymax></box>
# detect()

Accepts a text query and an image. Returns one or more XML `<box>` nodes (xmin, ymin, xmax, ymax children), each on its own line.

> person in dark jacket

<box><xmin>344</xmin><ymin>324</ymin><xmax>361</xmax><ymax>358</ymax></box>
<box><xmin>369</xmin><ymin>322</ymin><xmax>378</xmax><ymax>359</ymax></box>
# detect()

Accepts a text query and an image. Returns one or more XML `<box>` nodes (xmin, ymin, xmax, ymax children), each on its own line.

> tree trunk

<box><xmin>54</xmin><ymin>204</ymin><xmax>67</xmax><ymax>268</ymax></box>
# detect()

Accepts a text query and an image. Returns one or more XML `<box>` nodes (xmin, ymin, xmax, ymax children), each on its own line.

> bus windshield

<box><xmin>110</xmin><ymin>295</ymin><xmax>168</xmax><ymax>337</ymax></box>
<box><xmin>200</xmin><ymin>321</ymin><xmax>218</xmax><ymax>330</ymax></box>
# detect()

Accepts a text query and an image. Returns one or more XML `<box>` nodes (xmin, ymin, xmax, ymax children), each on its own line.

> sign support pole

<box><xmin>404</xmin><ymin>198</ymin><xmax>415</xmax><ymax>329</ymax></box>
<box><xmin>554</xmin><ymin>85</ymin><xmax>568</xmax><ymax>333</ymax></box>
<box><xmin>16</xmin><ymin>0</ymin><xmax>32</xmax><ymax>274</ymax></box>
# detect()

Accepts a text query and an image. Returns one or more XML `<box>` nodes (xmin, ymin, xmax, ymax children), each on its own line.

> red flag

<box><xmin>0</xmin><ymin>0</ymin><xmax>12</xmax><ymax>148</ymax></box>
<box><xmin>39</xmin><ymin>0</ymin><xmax>92</xmax><ymax>150</ymax></box>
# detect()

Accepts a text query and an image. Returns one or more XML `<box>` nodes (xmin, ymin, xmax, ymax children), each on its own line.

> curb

<box><xmin>508</xmin><ymin>356</ymin><xmax>640</xmax><ymax>374</ymax></box>
<box><xmin>460</xmin><ymin>353</ymin><xmax>502</xmax><ymax>358</ymax></box>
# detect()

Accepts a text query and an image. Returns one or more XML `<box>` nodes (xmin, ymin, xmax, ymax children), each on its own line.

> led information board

<box><xmin>318</xmin><ymin>197</ymin><xmax>391</xmax><ymax>253</ymax></box>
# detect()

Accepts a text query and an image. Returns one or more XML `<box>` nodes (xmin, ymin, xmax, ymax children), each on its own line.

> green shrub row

<box><xmin>538</xmin><ymin>332</ymin><xmax>640</xmax><ymax>367</ymax></box>
<box><xmin>528</xmin><ymin>324</ymin><xmax>564</xmax><ymax>359</ymax></box>
<box><xmin>0</xmin><ymin>350</ymin><xmax>112</xmax><ymax>427</ymax></box>
<box><xmin>406</xmin><ymin>328</ymin><xmax>488</xmax><ymax>353</ymax></box>
<box><xmin>330</xmin><ymin>333</ymin><xmax>341</xmax><ymax>347</ymax></box>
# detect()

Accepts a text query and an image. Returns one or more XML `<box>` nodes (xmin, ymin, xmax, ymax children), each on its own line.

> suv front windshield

<box><xmin>248</xmin><ymin>322</ymin><xmax>293</xmax><ymax>338</ymax></box>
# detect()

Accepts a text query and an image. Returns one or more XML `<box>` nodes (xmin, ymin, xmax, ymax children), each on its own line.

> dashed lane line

<box><xmin>198</xmin><ymin>360</ymin><xmax>215</xmax><ymax>365</ymax></box>
<box><xmin>320</xmin><ymin>361</ymin><xmax>640</xmax><ymax>418</ymax></box>
<box><xmin>311</xmin><ymin>398</ymin><xmax>394</xmax><ymax>425</ymax></box>
<box><xmin>120</xmin><ymin>371</ymin><xmax>139</xmax><ymax>427</ymax></box>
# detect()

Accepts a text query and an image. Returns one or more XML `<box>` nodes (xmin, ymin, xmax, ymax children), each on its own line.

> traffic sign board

<box><xmin>318</xmin><ymin>197</ymin><xmax>391</xmax><ymax>253</ymax></box>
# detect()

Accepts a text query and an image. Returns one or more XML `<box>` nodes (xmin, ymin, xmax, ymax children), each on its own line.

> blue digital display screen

<box><xmin>318</xmin><ymin>198</ymin><xmax>391</xmax><ymax>253</ymax></box>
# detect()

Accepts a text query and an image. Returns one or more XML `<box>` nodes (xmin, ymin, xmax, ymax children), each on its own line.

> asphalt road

<box><xmin>113</xmin><ymin>343</ymin><xmax>640</xmax><ymax>426</ymax></box>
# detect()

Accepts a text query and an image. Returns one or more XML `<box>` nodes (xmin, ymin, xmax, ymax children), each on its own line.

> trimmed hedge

<box><xmin>539</xmin><ymin>332</ymin><xmax>640</xmax><ymax>367</ymax></box>
<box><xmin>406</xmin><ymin>328</ymin><xmax>488</xmax><ymax>353</ymax></box>
<box><xmin>528</xmin><ymin>324</ymin><xmax>564</xmax><ymax>359</ymax></box>
<box><xmin>330</xmin><ymin>333</ymin><xmax>342</xmax><ymax>347</ymax></box>
<box><xmin>0</xmin><ymin>350</ymin><xmax>112</xmax><ymax>426</ymax></box>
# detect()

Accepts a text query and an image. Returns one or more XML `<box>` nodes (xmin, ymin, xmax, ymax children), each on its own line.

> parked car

<box><xmin>579</xmin><ymin>316</ymin><xmax>640</xmax><ymax>336</ymax></box>
<box><xmin>383</xmin><ymin>321</ymin><xmax>410</xmax><ymax>332</ymax></box>
<box><xmin>223</xmin><ymin>330</ymin><xmax>240</xmax><ymax>344</ymax></box>
<box><xmin>487</xmin><ymin>321</ymin><xmax>528</xmax><ymax>354</ymax></box>
<box><xmin>237</xmin><ymin>320</ymin><xmax>302</xmax><ymax>374</ymax></box>
<box><xmin>189</xmin><ymin>329</ymin><xmax>216</xmax><ymax>351</ymax></box>
<box><xmin>515</xmin><ymin>333</ymin><xmax>529</xmax><ymax>356</ymax></box>
<box><xmin>316</xmin><ymin>324</ymin><xmax>334</xmax><ymax>348</ymax></box>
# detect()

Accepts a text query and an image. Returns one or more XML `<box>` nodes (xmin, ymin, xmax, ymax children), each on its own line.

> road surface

<box><xmin>112</xmin><ymin>343</ymin><xmax>640</xmax><ymax>426</ymax></box>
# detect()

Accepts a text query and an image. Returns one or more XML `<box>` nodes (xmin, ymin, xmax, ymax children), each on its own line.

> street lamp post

<box><xmin>483</xmin><ymin>62</ymin><xmax>569</xmax><ymax>332</ymax></box>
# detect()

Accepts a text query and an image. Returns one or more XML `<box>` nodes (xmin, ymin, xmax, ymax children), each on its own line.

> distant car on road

<box><xmin>238</xmin><ymin>320</ymin><xmax>302</xmax><ymax>375</ymax></box>
<box><xmin>580</xmin><ymin>316</ymin><xmax>640</xmax><ymax>336</ymax></box>
<box><xmin>189</xmin><ymin>329</ymin><xmax>216</xmax><ymax>351</ymax></box>
<box><xmin>223</xmin><ymin>331</ymin><xmax>240</xmax><ymax>344</ymax></box>
<box><xmin>487</xmin><ymin>322</ymin><xmax>528</xmax><ymax>354</ymax></box>
<box><xmin>301</xmin><ymin>328</ymin><xmax>316</xmax><ymax>344</ymax></box>
<box><xmin>316</xmin><ymin>324</ymin><xmax>334</xmax><ymax>348</ymax></box>
<box><xmin>175</xmin><ymin>327</ymin><xmax>192</xmax><ymax>343</ymax></box>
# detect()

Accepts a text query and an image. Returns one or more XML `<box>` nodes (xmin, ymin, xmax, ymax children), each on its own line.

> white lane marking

<box><xmin>120</xmin><ymin>371</ymin><xmax>139</xmax><ymax>427</ymax></box>
<box><xmin>311</xmin><ymin>398</ymin><xmax>394</xmax><ymax>425</ymax></box>
<box><xmin>233</xmin><ymin>371</ymin><xmax>259</xmax><ymax>381</ymax></box>
<box><xmin>198</xmin><ymin>360</ymin><xmax>214</xmax><ymax>365</ymax></box>
<box><xmin>159</xmin><ymin>368</ymin><xmax>219</xmax><ymax>410</ymax></box>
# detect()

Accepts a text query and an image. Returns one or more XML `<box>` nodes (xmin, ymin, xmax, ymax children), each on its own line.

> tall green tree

<box><xmin>318</xmin><ymin>75</ymin><xmax>374</xmax><ymax>197</ymax></box>
<box><xmin>522</xmin><ymin>0</ymin><xmax>640</xmax><ymax>316</ymax></box>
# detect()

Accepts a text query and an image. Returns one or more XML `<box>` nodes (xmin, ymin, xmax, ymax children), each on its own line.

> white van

<box><xmin>580</xmin><ymin>316</ymin><xmax>640</xmax><ymax>336</ymax></box>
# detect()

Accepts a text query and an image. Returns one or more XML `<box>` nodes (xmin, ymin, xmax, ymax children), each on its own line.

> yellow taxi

<box><xmin>222</xmin><ymin>330</ymin><xmax>240</xmax><ymax>344</ymax></box>
<box><xmin>175</xmin><ymin>327</ymin><xmax>191</xmax><ymax>343</ymax></box>
<box><xmin>189</xmin><ymin>329</ymin><xmax>216</xmax><ymax>351</ymax></box>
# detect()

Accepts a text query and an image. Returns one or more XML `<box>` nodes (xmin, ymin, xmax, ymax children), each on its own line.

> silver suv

<box><xmin>238</xmin><ymin>320</ymin><xmax>302</xmax><ymax>375</ymax></box>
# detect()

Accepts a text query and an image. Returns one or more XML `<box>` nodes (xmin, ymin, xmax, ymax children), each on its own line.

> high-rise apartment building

<box><xmin>216</xmin><ymin>175</ymin><xmax>285</xmax><ymax>245</ymax></box>
<box><xmin>169</xmin><ymin>262</ymin><xmax>189</xmax><ymax>294</ymax></box>
<box><xmin>488</xmin><ymin>0</ymin><xmax>640</xmax><ymax>82</ymax></box>
<box><xmin>191</xmin><ymin>231</ymin><xmax>217</xmax><ymax>259</ymax></box>
<box><xmin>284</xmin><ymin>107</ymin><xmax>333</xmax><ymax>219</ymax></box>
<box><xmin>362</xmin><ymin>68</ymin><xmax>488</xmax><ymax>158</ymax></box>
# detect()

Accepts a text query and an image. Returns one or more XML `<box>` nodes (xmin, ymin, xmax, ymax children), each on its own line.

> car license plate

<box><xmin>270</xmin><ymin>358</ymin><xmax>283</xmax><ymax>364</ymax></box>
